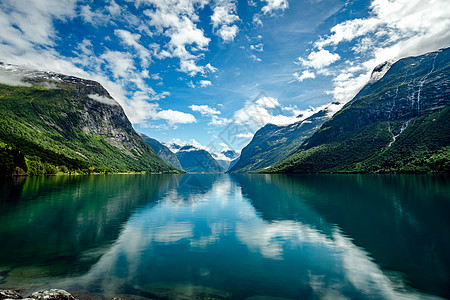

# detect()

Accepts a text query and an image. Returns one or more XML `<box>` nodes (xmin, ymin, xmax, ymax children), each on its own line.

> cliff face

<box><xmin>268</xmin><ymin>47</ymin><xmax>450</xmax><ymax>173</ymax></box>
<box><xmin>0</xmin><ymin>62</ymin><xmax>174</xmax><ymax>174</ymax></box>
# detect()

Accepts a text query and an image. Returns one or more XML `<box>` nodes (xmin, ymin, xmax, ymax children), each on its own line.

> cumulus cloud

<box><xmin>293</xmin><ymin>70</ymin><xmax>316</xmax><ymax>82</ymax></box>
<box><xmin>249</xmin><ymin>54</ymin><xmax>262</xmax><ymax>62</ymax></box>
<box><xmin>190</xmin><ymin>104</ymin><xmax>221</xmax><ymax>116</ymax></box>
<box><xmin>299</xmin><ymin>49</ymin><xmax>341</xmax><ymax>70</ymax></box>
<box><xmin>234</xmin><ymin>95</ymin><xmax>302</xmax><ymax>127</ymax></box>
<box><xmin>141</xmin><ymin>0</ymin><xmax>216</xmax><ymax>75</ymax></box>
<box><xmin>100</xmin><ymin>50</ymin><xmax>136</xmax><ymax>79</ymax></box>
<box><xmin>157</xmin><ymin>109</ymin><xmax>197</xmax><ymax>126</ymax></box>
<box><xmin>190</xmin><ymin>104</ymin><xmax>231</xmax><ymax>126</ymax></box>
<box><xmin>235</xmin><ymin>132</ymin><xmax>254</xmax><ymax>138</ymax></box>
<box><xmin>199</xmin><ymin>80</ymin><xmax>212</xmax><ymax>87</ymax></box>
<box><xmin>261</xmin><ymin>0</ymin><xmax>289</xmax><ymax>15</ymax></box>
<box><xmin>115</xmin><ymin>29</ymin><xmax>152</xmax><ymax>67</ymax></box>
<box><xmin>217</xmin><ymin>24</ymin><xmax>239</xmax><ymax>42</ymax></box>
<box><xmin>179</xmin><ymin>60</ymin><xmax>217</xmax><ymax>77</ymax></box>
<box><xmin>211</xmin><ymin>0</ymin><xmax>240</xmax><ymax>42</ymax></box>
<box><xmin>209</xmin><ymin>115</ymin><xmax>232</xmax><ymax>126</ymax></box>
<box><xmin>250</xmin><ymin>43</ymin><xmax>264</xmax><ymax>52</ymax></box>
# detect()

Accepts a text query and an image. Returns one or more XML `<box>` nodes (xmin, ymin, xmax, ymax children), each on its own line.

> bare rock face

<box><xmin>28</xmin><ymin>290</ymin><xmax>75</xmax><ymax>300</ymax></box>
<box><xmin>0</xmin><ymin>289</ymin><xmax>22</xmax><ymax>299</ymax></box>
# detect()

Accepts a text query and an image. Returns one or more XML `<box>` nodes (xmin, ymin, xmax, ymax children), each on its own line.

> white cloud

<box><xmin>88</xmin><ymin>94</ymin><xmax>119</xmax><ymax>106</ymax></box>
<box><xmin>190</xmin><ymin>139</ymin><xmax>211</xmax><ymax>152</ymax></box>
<box><xmin>299</xmin><ymin>49</ymin><xmax>341</xmax><ymax>70</ymax></box>
<box><xmin>190</xmin><ymin>104</ymin><xmax>231</xmax><ymax>126</ymax></box>
<box><xmin>211</xmin><ymin>0</ymin><xmax>240</xmax><ymax>42</ymax></box>
<box><xmin>255</xmin><ymin>96</ymin><xmax>280</xmax><ymax>108</ymax></box>
<box><xmin>199</xmin><ymin>80</ymin><xmax>212</xmax><ymax>87</ymax></box>
<box><xmin>315</xmin><ymin>18</ymin><xmax>379</xmax><ymax>49</ymax></box>
<box><xmin>141</xmin><ymin>0</ymin><xmax>215</xmax><ymax>75</ymax></box>
<box><xmin>157</xmin><ymin>109</ymin><xmax>197</xmax><ymax>126</ymax></box>
<box><xmin>234</xmin><ymin>96</ymin><xmax>302</xmax><ymax>127</ymax></box>
<box><xmin>261</xmin><ymin>0</ymin><xmax>289</xmax><ymax>15</ymax></box>
<box><xmin>217</xmin><ymin>24</ymin><xmax>239</xmax><ymax>42</ymax></box>
<box><xmin>235</xmin><ymin>132</ymin><xmax>254</xmax><ymax>138</ymax></box>
<box><xmin>190</xmin><ymin>104</ymin><xmax>221</xmax><ymax>116</ymax></box>
<box><xmin>115</xmin><ymin>29</ymin><xmax>152</xmax><ymax>67</ymax></box>
<box><xmin>100</xmin><ymin>50</ymin><xmax>136</xmax><ymax>79</ymax></box>
<box><xmin>249</xmin><ymin>54</ymin><xmax>262</xmax><ymax>62</ymax></box>
<box><xmin>250</xmin><ymin>43</ymin><xmax>264</xmax><ymax>52</ymax></box>
<box><xmin>179</xmin><ymin>60</ymin><xmax>217</xmax><ymax>77</ymax></box>
<box><xmin>293</xmin><ymin>70</ymin><xmax>316</xmax><ymax>82</ymax></box>
<box><xmin>0</xmin><ymin>64</ymin><xmax>31</xmax><ymax>87</ymax></box>
<box><xmin>209</xmin><ymin>115</ymin><xmax>232</xmax><ymax>126</ymax></box>
<box><xmin>0</xmin><ymin>0</ymin><xmax>77</xmax><ymax>51</ymax></box>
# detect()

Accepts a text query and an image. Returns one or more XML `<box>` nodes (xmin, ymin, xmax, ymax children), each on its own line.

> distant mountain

<box><xmin>176</xmin><ymin>145</ymin><xmax>225</xmax><ymax>173</ymax></box>
<box><xmin>267</xmin><ymin>47</ymin><xmax>450</xmax><ymax>173</ymax></box>
<box><xmin>212</xmin><ymin>150</ymin><xmax>240</xmax><ymax>172</ymax></box>
<box><xmin>228</xmin><ymin>105</ymin><xmax>338</xmax><ymax>173</ymax></box>
<box><xmin>140</xmin><ymin>133</ymin><xmax>183</xmax><ymax>170</ymax></box>
<box><xmin>0</xmin><ymin>62</ymin><xmax>175</xmax><ymax>175</ymax></box>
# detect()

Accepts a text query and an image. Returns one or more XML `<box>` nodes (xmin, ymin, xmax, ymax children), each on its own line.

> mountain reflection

<box><xmin>0</xmin><ymin>175</ymin><xmax>174</xmax><ymax>273</ymax></box>
<box><xmin>61</xmin><ymin>174</ymin><xmax>447</xmax><ymax>299</ymax></box>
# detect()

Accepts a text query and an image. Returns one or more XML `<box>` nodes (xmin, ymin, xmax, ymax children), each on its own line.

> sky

<box><xmin>0</xmin><ymin>0</ymin><xmax>449</xmax><ymax>153</ymax></box>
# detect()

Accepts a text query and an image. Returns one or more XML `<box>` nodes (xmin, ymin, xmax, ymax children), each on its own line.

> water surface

<box><xmin>0</xmin><ymin>174</ymin><xmax>449</xmax><ymax>299</ymax></box>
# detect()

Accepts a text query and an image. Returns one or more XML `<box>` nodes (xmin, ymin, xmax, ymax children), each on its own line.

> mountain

<box><xmin>140</xmin><ymin>133</ymin><xmax>183</xmax><ymax>170</ymax></box>
<box><xmin>267</xmin><ymin>47</ymin><xmax>450</xmax><ymax>173</ymax></box>
<box><xmin>228</xmin><ymin>105</ymin><xmax>338</xmax><ymax>173</ymax></box>
<box><xmin>176</xmin><ymin>145</ymin><xmax>225</xmax><ymax>173</ymax></box>
<box><xmin>212</xmin><ymin>150</ymin><xmax>240</xmax><ymax>172</ymax></box>
<box><xmin>0</xmin><ymin>62</ymin><xmax>176</xmax><ymax>175</ymax></box>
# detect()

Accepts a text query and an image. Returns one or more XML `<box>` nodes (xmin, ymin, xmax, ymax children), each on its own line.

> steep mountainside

<box><xmin>267</xmin><ymin>48</ymin><xmax>450</xmax><ymax>173</ymax></box>
<box><xmin>140</xmin><ymin>133</ymin><xmax>183</xmax><ymax>170</ymax></box>
<box><xmin>0</xmin><ymin>62</ymin><xmax>175</xmax><ymax>175</ymax></box>
<box><xmin>176</xmin><ymin>145</ymin><xmax>224</xmax><ymax>173</ymax></box>
<box><xmin>229</xmin><ymin>105</ymin><xmax>337</xmax><ymax>173</ymax></box>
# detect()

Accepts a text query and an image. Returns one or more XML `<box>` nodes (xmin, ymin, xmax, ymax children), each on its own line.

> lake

<box><xmin>0</xmin><ymin>174</ymin><xmax>449</xmax><ymax>299</ymax></box>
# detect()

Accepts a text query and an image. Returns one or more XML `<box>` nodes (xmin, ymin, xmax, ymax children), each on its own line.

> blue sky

<box><xmin>0</xmin><ymin>0</ymin><xmax>449</xmax><ymax>152</ymax></box>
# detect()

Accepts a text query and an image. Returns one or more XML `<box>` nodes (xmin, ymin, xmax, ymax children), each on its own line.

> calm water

<box><xmin>0</xmin><ymin>174</ymin><xmax>449</xmax><ymax>299</ymax></box>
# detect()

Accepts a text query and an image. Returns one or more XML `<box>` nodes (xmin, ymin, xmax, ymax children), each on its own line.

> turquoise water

<box><xmin>0</xmin><ymin>174</ymin><xmax>449</xmax><ymax>299</ymax></box>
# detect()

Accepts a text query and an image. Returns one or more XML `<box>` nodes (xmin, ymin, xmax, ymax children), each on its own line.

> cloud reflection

<box><xmin>69</xmin><ymin>175</ymin><xmax>442</xmax><ymax>299</ymax></box>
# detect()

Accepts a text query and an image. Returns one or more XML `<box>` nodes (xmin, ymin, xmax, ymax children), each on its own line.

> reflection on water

<box><xmin>0</xmin><ymin>174</ymin><xmax>449</xmax><ymax>299</ymax></box>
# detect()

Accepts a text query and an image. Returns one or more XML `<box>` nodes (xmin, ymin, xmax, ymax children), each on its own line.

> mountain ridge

<box><xmin>0</xmin><ymin>62</ymin><xmax>176</xmax><ymax>175</ymax></box>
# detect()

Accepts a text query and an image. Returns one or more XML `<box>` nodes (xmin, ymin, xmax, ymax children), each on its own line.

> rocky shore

<box><xmin>1</xmin><ymin>289</ymin><xmax>76</xmax><ymax>300</ymax></box>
